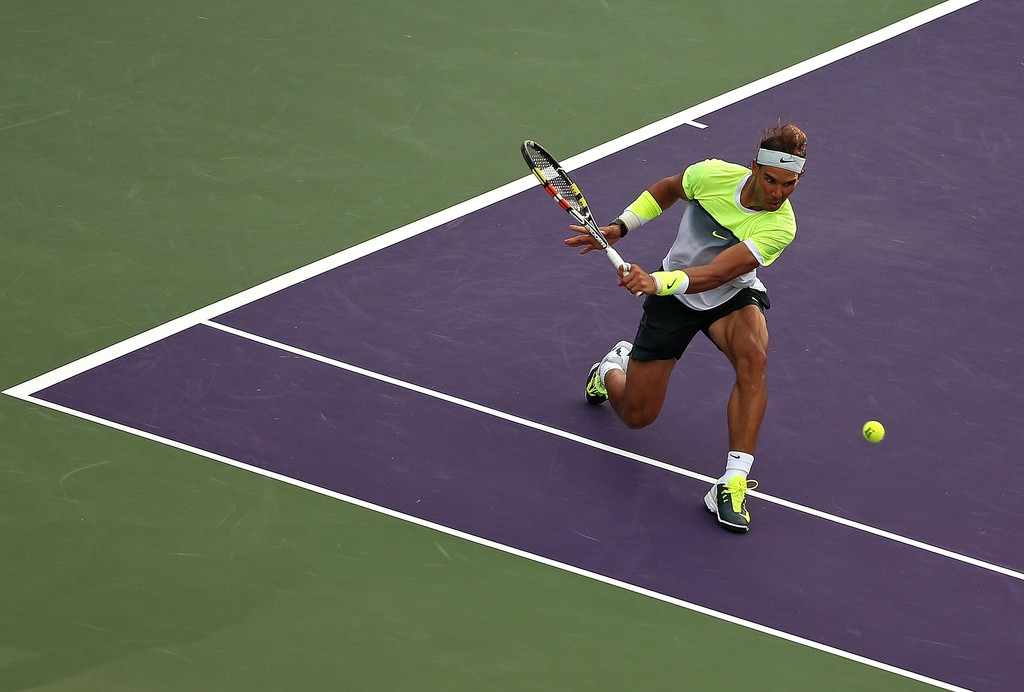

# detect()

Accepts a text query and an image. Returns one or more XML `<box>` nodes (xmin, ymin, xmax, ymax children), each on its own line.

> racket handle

<box><xmin>605</xmin><ymin>249</ymin><xmax>643</xmax><ymax>298</ymax></box>
<box><xmin>619</xmin><ymin>262</ymin><xmax>644</xmax><ymax>298</ymax></box>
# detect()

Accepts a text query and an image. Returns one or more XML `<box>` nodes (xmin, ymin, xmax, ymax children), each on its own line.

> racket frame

<box><xmin>521</xmin><ymin>140</ymin><xmax>640</xmax><ymax>295</ymax></box>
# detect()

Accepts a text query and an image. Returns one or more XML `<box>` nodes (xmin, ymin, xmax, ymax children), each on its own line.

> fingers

<box><xmin>618</xmin><ymin>264</ymin><xmax>651</xmax><ymax>294</ymax></box>
<box><xmin>563</xmin><ymin>224</ymin><xmax>598</xmax><ymax>254</ymax></box>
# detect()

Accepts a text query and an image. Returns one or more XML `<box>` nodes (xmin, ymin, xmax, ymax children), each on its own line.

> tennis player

<box><xmin>566</xmin><ymin>123</ymin><xmax>807</xmax><ymax>533</ymax></box>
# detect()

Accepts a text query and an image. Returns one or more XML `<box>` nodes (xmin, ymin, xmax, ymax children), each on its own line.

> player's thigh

<box><xmin>706</xmin><ymin>305</ymin><xmax>769</xmax><ymax>370</ymax></box>
<box><xmin>622</xmin><ymin>357</ymin><xmax>676</xmax><ymax>413</ymax></box>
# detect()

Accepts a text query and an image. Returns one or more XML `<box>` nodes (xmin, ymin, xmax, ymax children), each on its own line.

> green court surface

<box><xmin>2</xmin><ymin>2</ymin><xmax>946</xmax><ymax>689</ymax></box>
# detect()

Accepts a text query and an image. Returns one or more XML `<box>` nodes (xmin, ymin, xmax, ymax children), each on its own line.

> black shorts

<box><xmin>630</xmin><ymin>287</ymin><xmax>770</xmax><ymax>362</ymax></box>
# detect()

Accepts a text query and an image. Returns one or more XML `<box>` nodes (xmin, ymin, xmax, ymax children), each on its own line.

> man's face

<box><xmin>749</xmin><ymin>163</ymin><xmax>801</xmax><ymax>211</ymax></box>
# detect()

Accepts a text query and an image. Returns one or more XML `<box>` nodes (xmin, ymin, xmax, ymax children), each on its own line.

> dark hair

<box><xmin>759</xmin><ymin>123</ymin><xmax>807</xmax><ymax>158</ymax></box>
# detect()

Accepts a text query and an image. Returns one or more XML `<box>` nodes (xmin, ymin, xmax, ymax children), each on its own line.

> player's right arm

<box><xmin>619</xmin><ymin>242</ymin><xmax>760</xmax><ymax>296</ymax></box>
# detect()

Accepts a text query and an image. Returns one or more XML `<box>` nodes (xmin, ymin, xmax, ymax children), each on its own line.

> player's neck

<box><xmin>739</xmin><ymin>176</ymin><xmax>764</xmax><ymax>211</ymax></box>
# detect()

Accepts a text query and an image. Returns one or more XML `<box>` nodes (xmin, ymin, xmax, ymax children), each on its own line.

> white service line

<box><xmin>205</xmin><ymin>318</ymin><xmax>1024</xmax><ymax>585</ymax></box>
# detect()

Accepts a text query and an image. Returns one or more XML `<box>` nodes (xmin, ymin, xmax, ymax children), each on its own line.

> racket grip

<box><xmin>605</xmin><ymin>248</ymin><xmax>643</xmax><ymax>297</ymax></box>
<box><xmin>620</xmin><ymin>262</ymin><xmax>644</xmax><ymax>298</ymax></box>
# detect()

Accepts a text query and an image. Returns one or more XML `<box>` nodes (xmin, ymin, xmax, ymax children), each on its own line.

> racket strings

<box><xmin>537</xmin><ymin>166</ymin><xmax>587</xmax><ymax>215</ymax></box>
<box><xmin>552</xmin><ymin>177</ymin><xmax>586</xmax><ymax>211</ymax></box>
<box><xmin>524</xmin><ymin>143</ymin><xmax>588</xmax><ymax>216</ymax></box>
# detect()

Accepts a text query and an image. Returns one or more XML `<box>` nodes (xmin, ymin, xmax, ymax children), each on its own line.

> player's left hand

<box><xmin>564</xmin><ymin>224</ymin><xmax>621</xmax><ymax>255</ymax></box>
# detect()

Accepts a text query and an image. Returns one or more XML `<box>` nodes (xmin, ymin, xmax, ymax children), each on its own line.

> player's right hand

<box><xmin>618</xmin><ymin>263</ymin><xmax>656</xmax><ymax>295</ymax></box>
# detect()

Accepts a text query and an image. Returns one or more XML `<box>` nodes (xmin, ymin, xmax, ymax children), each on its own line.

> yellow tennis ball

<box><xmin>863</xmin><ymin>420</ymin><xmax>885</xmax><ymax>443</ymax></box>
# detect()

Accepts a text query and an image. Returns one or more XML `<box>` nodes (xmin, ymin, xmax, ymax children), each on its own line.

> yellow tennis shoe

<box><xmin>585</xmin><ymin>362</ymin><xmax>608</xmax><ymax>405</ymax></box>
<box><xmin>705</xmin><ymin>476</ymin><xmax>759</xmax><ymax>533</ymax></box>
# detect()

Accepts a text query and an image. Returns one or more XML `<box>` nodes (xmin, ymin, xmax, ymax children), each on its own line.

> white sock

<box><xmin>719</xmin><ymin>451</ymin><xmax>753</xmax><ymax>484</ymax></box>
<box><xmin>598</xmin><ymin>361</ymin><xmax>624</xmax><ymax>382</ymax></box>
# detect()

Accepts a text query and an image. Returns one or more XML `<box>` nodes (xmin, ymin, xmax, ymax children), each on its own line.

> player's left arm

<box><xmin>620</xmin><ymin>242</ymin><xmax>760</xmax><ymax>295</ymax></box>
<box><xmin>565</xmin><ymin>173</ymin><xmax>687</xmax><ymax>254</ymax></box>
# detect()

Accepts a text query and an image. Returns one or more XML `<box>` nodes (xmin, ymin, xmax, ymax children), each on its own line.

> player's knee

<box><xmin>745</xmin><ymin>346</ymin><xmax>768</xmax><ymax>371</ymax></box>
<box><xmin>734</xmin><ymin>346</ymin><xmax>768</xmax><ymax>383</ymax></box>
<box><xmin>621</xmin><ymin>407</ymin><xmax>658</xmax><ymax>430</ymax></box>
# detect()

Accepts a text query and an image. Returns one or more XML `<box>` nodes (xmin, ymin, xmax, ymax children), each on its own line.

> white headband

<box><xmin>756</xmin><ymin>148</ymin><xmax>805</xmax><ymax>173</ymax></box>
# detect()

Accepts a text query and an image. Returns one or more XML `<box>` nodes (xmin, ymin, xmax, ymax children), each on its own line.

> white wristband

<box><xmin>617</xmin><ymin>210</ymin><xmax>643</xmax><ymax>233</ymax></box>
<box><xmin>616</xmin><ymin>190</ymin><xmax>662</xmax><ymax>235</ymax></box>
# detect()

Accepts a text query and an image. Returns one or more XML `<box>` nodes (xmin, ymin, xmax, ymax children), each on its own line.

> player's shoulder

<box><xmin>683</xmin><ymin>159</ymin><xmax>749</xmax><ymax>194</ymax></box>
<box><xmin>755</xmin><ymin>201</ymin><xmax>797</xmax><ymax>238</ymax></box>
<box><xmin>686</xmin><ymin>158</ymin><xmax>748</xmax><ymax>175</ymax></box>
<box><xmin>772</xmin><ymin>199</ymin><xmax>797</xmax><ymax>224</ymax></box>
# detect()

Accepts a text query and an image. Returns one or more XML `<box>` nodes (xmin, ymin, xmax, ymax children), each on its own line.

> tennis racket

<box><xmin>521</xmin><ymin>140</ymin><xmax>641</xmax><ymax>296</ymax></box>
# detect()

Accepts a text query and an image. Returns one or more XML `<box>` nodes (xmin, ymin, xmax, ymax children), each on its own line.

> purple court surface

<box><xmin>10</xmin><ymin>1</ymin><xmax>1024</xmax><ymax>690</ymax></box>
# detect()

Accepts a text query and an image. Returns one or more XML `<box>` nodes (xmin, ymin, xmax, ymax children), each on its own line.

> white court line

<box><xmin>2</xmin><ymin>0</ymin><xmax>981</xmax><ymax>401</ymax></box>
<box><xmin>9</xmin><ymin>332</ymin><xmax>972</xmax><ymax>692</ymax></box>
<box><xmin>205</xmin><ymin>319</ymin><xmax>1024</xmax><ymax>585</ymax></box>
